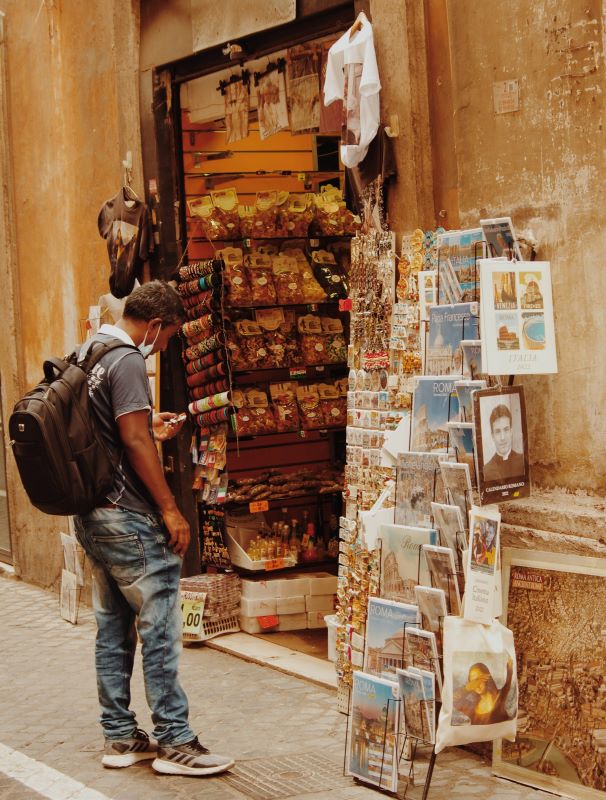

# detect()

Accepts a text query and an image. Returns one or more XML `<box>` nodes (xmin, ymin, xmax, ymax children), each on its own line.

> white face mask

<box><xmin>138</xmin><ymin>324</ymin><xmax>161</xmax><ymax>359</ymax></box>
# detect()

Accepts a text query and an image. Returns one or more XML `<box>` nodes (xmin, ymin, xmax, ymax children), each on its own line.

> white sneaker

<box><xmin>152</xmin><ymin>737</ymin><xmax>235</xmax><ymax>776</ymax></box>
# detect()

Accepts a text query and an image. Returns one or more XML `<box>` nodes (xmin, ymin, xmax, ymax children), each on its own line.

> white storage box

<box><xmin>240</xmin><ymin>578</ymin><xmax>276</xmax><ymax>600</ymax></box>
<box><xmin>306</xmin><ymin>571</ymin><xmax>339</xmax><ymax>595</ymax></box>
<box><xmin>273</xmin><ymin>574</ymin><xmax>310</xmax><ymax>598</ymax></box>
<box><xmin>278</xmin><ymin>612</ymin><xmax>307</xmax><ymax>631</ymax></box>
<box><xmin>305</xmin><ymin>594</ymin><xmax>336</xmax><ymax>613</ymax></box>
<box><xmin>325</xmin><ymin>614</ymin><xmax>339</xmax><ymax>661</ymax></box>
<box><xmin>276</xmin><ymin>595</ymin><xmax>306</xmax><ymax>615</ymax></box>
<box><xmin>240</xmin><ymin>596</ymin><xmax>277</xmax><ymax>617</ymax></box>
<box><xmin>307</xmin><ymin>610</ymin><xmax>329</xmax><ymax>629</ymax></box>
<box><xmin>239</xmin><ymin>614</ymin><xmax>278</xmax><ymax>634</ymax></box>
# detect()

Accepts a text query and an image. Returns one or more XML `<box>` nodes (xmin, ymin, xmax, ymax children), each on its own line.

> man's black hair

<box><xmin>123</xmin><ymin>280</ymin><xmax>185</xmax><ymax>327</ymax></box>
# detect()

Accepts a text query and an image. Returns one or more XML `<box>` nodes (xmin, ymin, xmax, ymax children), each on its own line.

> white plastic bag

<box><xmin>435</xmin><ymin>616</ymin><xmax>517</xmax><ymax>753</ymax></box>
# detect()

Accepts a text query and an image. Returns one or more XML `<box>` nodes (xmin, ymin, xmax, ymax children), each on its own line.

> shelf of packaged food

<box><xmin>228</xmin><ymin>425</ymin><xmax>345</xmax><ymax>442</ymax></box>
<box><xmin>226</xmin><ymin>300</ymin><xmax>342</xmax><ymax>312</ymax></box>
<box><xmin>222</xmin><ymin>489</ymin><xmax>343</xmax><ymax>512</ymax></box>
<box><xmin>230</xmin><ymin>363</ymin><xmax>348</xmax><ymax>385</ymax></box>
<box><xmin>188</xmin><ymin>235</ymin><xmax>355</xmax><ymax>243</ymax></box>
<box><xmin>183</xmin><ymin>169</ymin><xmax>344</xmax><ymax>179</ymax></box>
<box><xmin>234</xmin><ymin>557</ymin><xmax>338</xmax><ymax>576</ymax></box>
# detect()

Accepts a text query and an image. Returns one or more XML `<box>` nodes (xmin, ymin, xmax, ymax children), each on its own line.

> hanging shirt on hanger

<box><xmin>323</xmin><ymin>17</ymin><xmax>381</xmax><ymax>168</ymax></box>
<box><xmin>98</xmin><ymin>187</ymin><xmax>154</xmax><ymax>299</ymax></box>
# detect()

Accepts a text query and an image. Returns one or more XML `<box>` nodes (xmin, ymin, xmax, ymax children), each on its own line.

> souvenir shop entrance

<box><xmin>149</xmin><ymin>4</ymin><xmax>356</xmax><ymax>663</ymax></box>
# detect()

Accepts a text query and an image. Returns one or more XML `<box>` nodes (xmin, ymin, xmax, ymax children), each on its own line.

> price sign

<box><xmin>265</xmin><ymin>558</ymin><xmax>285</xmax><ymax>571</ymax></box>
<box><xmin>249</xmin><ymin>500</ymin><xmax>269</xmax><ymax>513</ymax></box>
<box><xmin>181</xmin><ymin>592</ymin><xmax>206</xmax><ymax>639</ymax></box>
<box><xmin>257</xmin><ymin>615</ymin><xmax>279</xmax><ymax>629</ymax></box>
<box><xmin>289</xmin><ymin>367</ymin><xmax>307</xmax><ymax>380</ymax></box>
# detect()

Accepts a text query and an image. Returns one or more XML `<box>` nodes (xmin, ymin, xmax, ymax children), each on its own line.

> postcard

<box><xmin>480</xmin><ymin>217</ymin><xmax>522</xmax><ymax>260</ymax></box>
<box><xmin>418</xmin><ymin>270</ymin><xmax>437</xmax><ymax>322</ymax></box>
<box><xmin>364</xmin><ymin>597</ymin><xmax>421</xmax><ymax>680</ymax></box>
<box><xmin>473</xmin><ymin>385</ymin><xmax>530</xmax><ymax>505</ymax></box>
<box><xmin>446</xmin><ymin>422</ymin><xmax>477</xmax><ymax>485</ymax></box>
<box><xmin>408</xmin><ymin>666</ymin><xmax>436</xmax><ymax>743</ymax></box>
<box><xmin>414</xmin><ymin>584</ymin><xmax>447</xmax><ymax>634</ymax></box>
<box><xmin>437</xmin><ymin>228</ymin><xmax>484</xmax><ymax>303</ymax></box>
<box><xmin>463</xmin><ymin>506</ymin><xmax>501</xmax><ymax>624</ymax></box>
<box><xmin>397</xmin><ymin>668</ymin><xmax>432</xmax><ymax>742</ymax></box>
<box><xmin>430</xmin><ymin>502</ymin><xmax>465</xmax><ymax>558</ymax></box>
<box><xmin>479</xmin><ymin>260</ymin><xmax>557</xmax><ymax>375</ymax></box>
<box><xmin>405</xmin><ymin>626</ymin><xmax>442</xmax><ymax>693</ymax></box>
<box><xmin>395</xmin><ymin>452</ymin><xmax>447</xmax><ymax>528</ymax></box>
<box><xmin>426</xmin><ymin>303</ymin><xmax>480</xmax><ymax>376</ymax></box>
<box><xmin>439</xmin><ymin>460</ymin><xmax>472</xmax><ymax>522</ymax></box>
<box><xmin>379</xmin><ymin>524</ymin><xmax>438</xmax><ymax>603</ymax></box>
<box><xmin>460</xmin><ymin>339</ymin><xmax>485</xmax><ymax>381</ymax></box>
<box><xmin>411</xmin><ymin>376</ymin><xmax>460</xmax><ymax>452</ymax></box>
<box><xmin>454</xmin><ymin>379</ymin><xmax>487</xmax><ymax>422</ymax></box>
<box><xmin>422</xmin><ymin>544</ymin><xmax>461</xmax><ymax>615</ymax></box>
<box><xmin>347</xmin><ymin>671</ymin><xmax>399</xmax><ymax>792</ymax></box>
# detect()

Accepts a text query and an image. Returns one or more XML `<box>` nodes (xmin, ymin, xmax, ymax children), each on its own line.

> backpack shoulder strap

<box><xmin>81</xmin><ymin>340</ymin><xmax>140</xmax><ymax>373</ymax></box>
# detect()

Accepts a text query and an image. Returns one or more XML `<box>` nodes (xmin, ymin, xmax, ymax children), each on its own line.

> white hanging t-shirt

<box><xmin>323</xmin><ymin>19</ymin><xmax>381</xmax><ymax>168</ymax></box>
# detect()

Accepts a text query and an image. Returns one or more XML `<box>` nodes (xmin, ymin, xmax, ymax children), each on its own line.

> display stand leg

<box><xmin>421</xmin><ymin>748</ymin><xmax>437</xmax><ymax>800</ymax></box>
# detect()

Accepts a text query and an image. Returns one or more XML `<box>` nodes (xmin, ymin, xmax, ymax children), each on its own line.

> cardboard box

<box><xmin>240</xmin><ymin>596</ymin><xmax>277</xmax><ymax>617</ymax></box>
<box><xmin>306</xmin><ymin>571</ymin><xmax>338</xmax><ymax>595</ymax></box>
<box><xmin>276</xmin><ymin>595</ymin><xmax>306</xmax><ymax>615</ymax></box>
<box><xmin>273</xmin><ymin>574</ymin><xmax>310</xmax><ymax>598</ymax></box>
<box><xmin>305</xmin><ymin>594</ymin><xmax>336</xmax><ymax>613</ymax></box>
<box><xmin>278</xmin><ymin>612</ymin><xmax>307</xmax><ymax>631</ymax></box>
<box><xmin>240</xmin><ymin>578</ymin><xmax>276</xmax><ymax>600</ymax></box>
<box><xmin>307</xmin><ymin>610</ymin><xmax>329</xmax><ymax>629</ymax></box>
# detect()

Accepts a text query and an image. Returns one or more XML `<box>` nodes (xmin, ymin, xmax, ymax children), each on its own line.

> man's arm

<box><xmin>117</xmin><ymin>410</ymin><xmax>190</xmax><ymax>557</ymax></box>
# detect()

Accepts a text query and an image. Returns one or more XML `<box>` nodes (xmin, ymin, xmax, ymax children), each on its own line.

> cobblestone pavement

<box><xmin>0</xmin><ymin>575</ymin><xmax>556</xmax><ymax>800</ymax></box>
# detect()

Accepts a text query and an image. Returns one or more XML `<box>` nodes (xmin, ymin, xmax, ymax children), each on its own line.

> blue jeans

<box><xmin>74</xmin><ymin>507</ymin><xmax>195</xmax><ymax>745</ymax></box>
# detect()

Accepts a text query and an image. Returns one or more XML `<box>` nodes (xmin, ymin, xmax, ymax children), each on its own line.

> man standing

<box><xmin>74</xmin><ymin>280</ymin><xmax>234</xmax><ymax>777</ymax></box>
<box><xmin>482</xmin><ymin>404</ymin><xmax>524</xmax><ymax>482</ymax></box>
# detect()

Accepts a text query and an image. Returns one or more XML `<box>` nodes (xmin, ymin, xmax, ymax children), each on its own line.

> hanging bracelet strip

<box><xmin>194</xmin><ymin>406</ymin><xmax>232</xmax><ymax>427</ymax></box>
<box><xmin>188</xmin><ymin>391</ymin><xmax>231</xmax><ymax>416</ymax></box>
<box><xmin>184</xmin><ymin>333</ymin><xmax>224</xmax><ymax>361</ymax></box>
<box><xmin>185</xmin><ymin>350</ymin><xmax>223</xmax><ymax>375</ymax></box>
<box><xmin>186</xmin><ymin>361</ymin><xmax>227</xmax><ymax>388</ymax></box>
<box><xmin>182</xmin><ymin>312</ymin><xmax>219</xmax><ymax>340</ymax></box>
<box><xmin>178</xmin><ymin>272</ymin><xmax>222</xmax><ymax>297</ymax></box>
<box><xmin>178</xmin><ymin>259</ymin><xmax>219</xmax><ymax>281</ymax></box>
<box><xmin>189</xmin><ymin>379</ymin><xmax>229</xmax><ymax>400</ymax></box>
<box><xmin>182</xmin><ymin>289</ymin><xmax>215</xmax><ymax>310</ymax></box>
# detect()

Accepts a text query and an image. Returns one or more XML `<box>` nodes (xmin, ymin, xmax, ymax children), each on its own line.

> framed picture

<box><xmin>494</xmin><ymin>549</ymin><xmax>606</xmax><ymax>799</ymax></box>
<box><xmin>473</xmin><ymin>385</ymin><xmax>530</xmax><ymax>505</ymax></box>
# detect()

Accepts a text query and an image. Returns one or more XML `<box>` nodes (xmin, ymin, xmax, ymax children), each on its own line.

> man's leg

<box><xmin>115</xmin><ymin>511</ymin><xmax>194</xmax><ymax>745</ymax></box>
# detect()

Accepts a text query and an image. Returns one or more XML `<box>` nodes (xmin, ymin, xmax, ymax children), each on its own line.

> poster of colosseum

<box><xmin>493</xmin><ymin>549</ymin><xmax>606</xmax><ymax>799</ymax></box>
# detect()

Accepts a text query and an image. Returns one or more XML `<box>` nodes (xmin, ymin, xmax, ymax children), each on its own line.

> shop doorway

<box><xmin>0</xmin><ymin>390</ymin><xmax>12</xmax><ymax>562</ymax></box>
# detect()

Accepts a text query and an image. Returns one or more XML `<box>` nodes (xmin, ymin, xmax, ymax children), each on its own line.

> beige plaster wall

<box><xmin>0</xmin><ymin>0</ymin><xmax>141</xmax><ymax>585</ymax></box>
<box><xmin>445</xmin><ymin>0</ymin><xmax>606</xmax><ymax>492</ymax></box>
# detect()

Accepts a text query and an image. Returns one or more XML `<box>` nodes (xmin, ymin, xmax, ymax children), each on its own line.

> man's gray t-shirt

<box><xmin>82</xmin><ymin>333</ymin><xmax>156</xmax><ymax>514</ymax></box>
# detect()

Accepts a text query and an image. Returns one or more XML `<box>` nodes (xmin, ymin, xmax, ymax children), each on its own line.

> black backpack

<box><xmin>9</xmin><ymin>341</ymin><xmax>137</xmax><ymax>516</ymax></box>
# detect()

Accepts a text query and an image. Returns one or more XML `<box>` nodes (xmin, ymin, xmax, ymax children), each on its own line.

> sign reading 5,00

<box><xmin>181</xmin><ymin>591</ymin><xmax>206</xmax><ymax>639</ymax></box>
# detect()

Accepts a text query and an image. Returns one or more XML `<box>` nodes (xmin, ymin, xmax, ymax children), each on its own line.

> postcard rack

<box><xmin>340</xmin><ymin>529</ymin><xmax>466</xmax><ymax>798</ymax></box>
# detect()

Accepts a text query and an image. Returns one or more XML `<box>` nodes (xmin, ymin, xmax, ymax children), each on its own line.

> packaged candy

<box><xmin>318</xmin><ymin>383</ymin><xmax>347</xmax><ymax>427</ymax></box>
<box><xmin>252</xmin><ymin>191</ymin><xmax>280</xmax><ymax>238</ymax></box>
<box><xmin>310</xmin><ymin>250</ymin><xmax>348</xmax><ymax>300</ymax></box>
<box><xmin>238</xmin><ymin>204</ymin><xmax>255</xmax><ymax>238</ymax></box>
<box><xmin>245</xmin><ymin>254</ymin><xmax>277</xmax><ymax>306</ymax></box>
<box><xmin>270</xmin><ymin>382</ymin><xmax>300</xmax><ymax>432</ymax></box>
<box><xmin>284</xmin><ymin>193</ymin><xmax>314</xmax><ymax>237</ymax></box>
<box><xmin>296</xmin><ymin>384</ymin><xmax>323</xmax><ymax>430</ymax></box>
<box><xmin>256</xmin><ymin>308</ymin><xmax>288</xmax><ymax>368</ymax></box>
<box><xmin>188</xmin><ymin>194</ymin><xmax>238</xmax><ymax>241</ymax></box>
<box><xmin>234</xmin><ymin>389</ymin><xmax>277</xmax><ymax>435</ymax></box>
<box><xmin>298</xmin><ymin>314</ymin><xmax>327</xmax><ymax>366</ymax></box>
<box><xmin>219</xmin><ymin>247</ymin><xmax>250</xmax><ymax>307</ymax></box>
<box><xmin>210</xmin><ymin>189</ymin><xmax>240</xmax><ymax>239</ymax></box>
<box><xmin>321</xmin><ymin>316</ymin><xmax>348</xmax><ymax>363</ymax></box>
<box><xmin>234</xmin><ymin>319</ymin><xmax>278</xmax><ymax>369</ymax></box>
<box><xmin>280</xmin><ymin>310</ymin><xmax>304</xmax><ymax>367</ymax></box>
<box><xmin>281</xmin><ymin>247</ymin><xmax>327</xmax><ymax>303</ymax></box>
<box><xmin>272</xmin><ymin>256</ymin><xmax>304</xmax><ymax>305</ymax></box>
